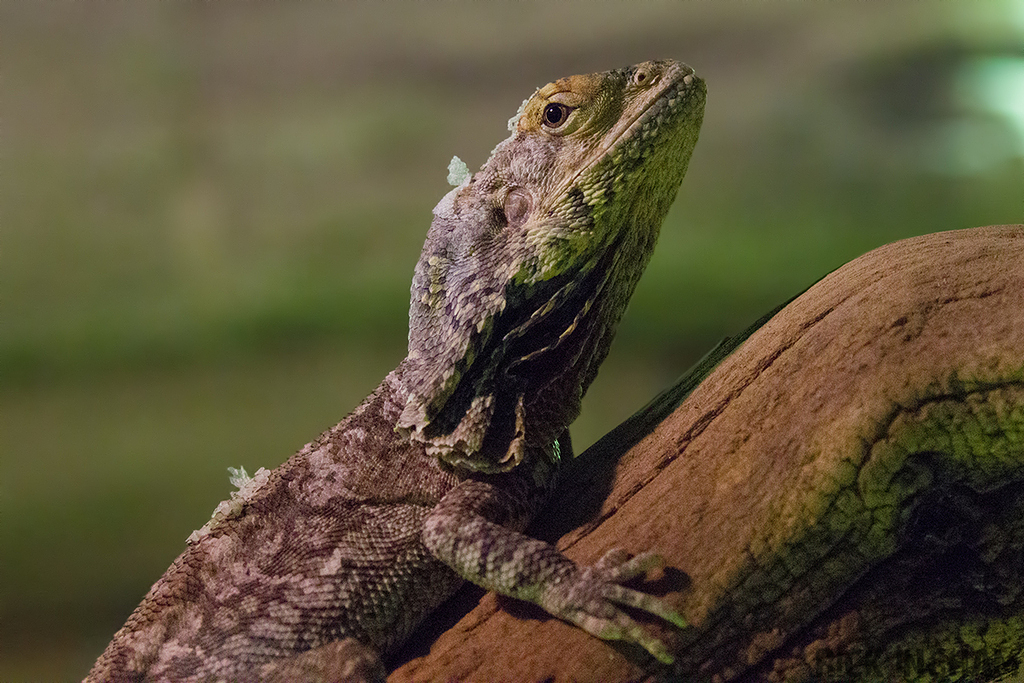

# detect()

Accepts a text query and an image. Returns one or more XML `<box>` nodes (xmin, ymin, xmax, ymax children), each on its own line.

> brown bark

<box><xmin>391</xmin><ymin>225</ymin><xmax>1024</xmax><ymax>683</ymax></box>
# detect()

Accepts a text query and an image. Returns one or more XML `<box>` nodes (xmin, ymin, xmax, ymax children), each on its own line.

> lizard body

<box><xmin>86</xmin><ymin>59</ymin><xmax>705</xmax><ymax>682</ymax></box>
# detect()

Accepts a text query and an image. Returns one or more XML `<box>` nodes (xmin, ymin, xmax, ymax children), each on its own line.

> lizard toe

<box><xmin>540</xmin><ymin>551</ymin><xmax>686</xmax><ymax>664</ymax></box>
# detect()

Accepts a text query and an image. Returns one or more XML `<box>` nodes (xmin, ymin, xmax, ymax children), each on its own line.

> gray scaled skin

<box><xmin>85</xmin><ymin>59</ymin><xmax>706</xmax><ymax>683</ymax></box>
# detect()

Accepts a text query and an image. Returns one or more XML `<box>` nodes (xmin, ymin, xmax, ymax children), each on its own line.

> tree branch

<box><xmin>391</xmin><ymin>225</ymin><xmax>1024</xmax><ymax>682</ymax></box>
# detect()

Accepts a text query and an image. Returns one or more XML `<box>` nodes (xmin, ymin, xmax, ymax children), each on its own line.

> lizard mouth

<box><xmin>552</xmin><ymin>62</ymin><xmax>702</xmax><ymax>204</ymax></box>
<box><xmin>601</xmin><ymin>64</ymin><xmax>699</xmax><ymax>158</ymax></box>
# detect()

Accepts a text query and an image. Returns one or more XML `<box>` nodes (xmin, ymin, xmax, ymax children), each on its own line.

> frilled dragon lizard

<box><xmin>86</xmin><ymin>59</ymin><xmax>706</xmax><ymax>682</ymax></box>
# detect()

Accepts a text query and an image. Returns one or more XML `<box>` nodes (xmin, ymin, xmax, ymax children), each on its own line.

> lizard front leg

<box><xmin>422</xmin><ymin>476</ymin><xmax>686</xmax><ymax>664</ymax></box>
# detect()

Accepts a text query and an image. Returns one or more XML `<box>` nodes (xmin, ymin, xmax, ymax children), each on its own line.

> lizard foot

<box><xmin>541</xmin><ymin>548</ymin><xmax>687</xmax><ymax>664</ymax></box>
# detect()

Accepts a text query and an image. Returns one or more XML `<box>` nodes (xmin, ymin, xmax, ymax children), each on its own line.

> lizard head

<box><xmin>399</xmin><ymin>59</ymin><xmax>706</xmax><ymax>473</ymax></box>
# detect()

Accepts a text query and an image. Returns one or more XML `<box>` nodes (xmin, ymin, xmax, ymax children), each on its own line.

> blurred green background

<box><xmin>2</xmin><ymin>2</ymin><xmax>1022</xmax><ymax>680</ymax></box>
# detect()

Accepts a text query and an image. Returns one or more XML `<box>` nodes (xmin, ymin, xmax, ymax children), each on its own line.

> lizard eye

<box><xmin>542</xmin><ymin>103</ymin><xmax>571</xmax><ymax>128</ymax></box>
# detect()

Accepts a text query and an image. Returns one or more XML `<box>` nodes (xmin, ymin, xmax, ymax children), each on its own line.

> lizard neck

<box><xmin>395</xmin><ymin>60</ymin><xmax>704</xmax><ymax>475</ymax></box>
<box><xmin>384</xmin><ymin>360</ymin><xmax>563</xmax><ymax>495</ymax></box>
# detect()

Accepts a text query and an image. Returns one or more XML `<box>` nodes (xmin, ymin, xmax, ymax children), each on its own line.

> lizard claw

<box><xmin>541</xmin><ymin>548</ymin><xmax>686</xmax><ymax>664</ymax></box>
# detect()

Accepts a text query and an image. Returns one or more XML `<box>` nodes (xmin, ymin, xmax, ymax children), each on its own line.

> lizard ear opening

<box><xmin>504</xmin><ymin>187</ymin><xmax>532</xmax><ymax>230</ymax></box>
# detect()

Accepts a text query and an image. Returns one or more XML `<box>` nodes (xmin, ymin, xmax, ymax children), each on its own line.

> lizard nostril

<box><xmin>633</xmin><ymin>68</ymin><xmax>659</xmax><ymax>87</ymax></box>
<box><xmin>630</xmin><ymin>69</ymin><xmax>655</xmax><ymax>87</ymax></box>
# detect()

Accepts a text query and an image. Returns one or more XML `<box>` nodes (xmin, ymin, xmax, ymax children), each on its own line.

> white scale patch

<box><xmin>507</xmin><ymin>93</ymin><xmax>535</xmax><ymax>131</ymax></box>
<box><xmin>446</xmin><ymin>156</ymin><xmax>470</xmax><ymax>187</ymax></box>
<box><xmin>187</xmin><ymin>466</ymin><xmax>272</xmax><ymax>544</ymax></box>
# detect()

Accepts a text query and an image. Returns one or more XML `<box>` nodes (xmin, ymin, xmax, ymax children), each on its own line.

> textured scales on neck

<box><xmin>399</xmin><ymin>60</ymin><xmax>706</xmax><ymax>473</ymax></box>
